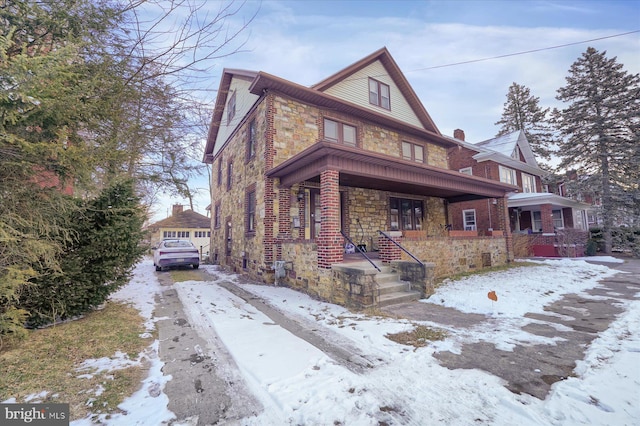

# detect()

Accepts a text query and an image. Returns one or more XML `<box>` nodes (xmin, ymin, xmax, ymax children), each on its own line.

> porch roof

<box><xmin>508</xmin><ymin>192</ymin><xmax>591</xmax><ymax>210</ymax></box>
<box><xmin>267</xmin><ymin>142</ymin><xmax>517</xmax><ymax>203</ymax></box>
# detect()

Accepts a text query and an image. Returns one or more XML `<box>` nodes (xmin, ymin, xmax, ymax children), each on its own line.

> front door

<box><xmin>309</xmin><ymin>188</ymin><xmax>344</xmax><ymax>240</ymax></box>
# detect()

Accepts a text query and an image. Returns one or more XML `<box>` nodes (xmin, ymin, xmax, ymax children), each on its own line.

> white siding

<box><xmin>322</xmin><ymin>61</ymin><xmax>423</xmax><ymax>128</ymax></box>
<box><xmin>213</xmin><ymin>78</ymin><xmax>260</xmax><ymax>156</ymax></box>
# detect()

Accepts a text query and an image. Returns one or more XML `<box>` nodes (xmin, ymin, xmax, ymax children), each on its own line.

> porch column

<box><xmin>317</xmin><ymin>169</ymin><xmax>343</xmax><ymax>269</ymax></box>
<box><xmin>540</xmin><ymin>203</ymin><xmax>555</xmax><ymax>234</ymax></box>
<box><xmin>497</xmin><ymin>197</ymin><xmax>514</xmax><ymax>262</ymax></box>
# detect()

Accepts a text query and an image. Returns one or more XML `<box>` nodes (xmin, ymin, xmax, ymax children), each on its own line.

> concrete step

<box><xmin>378</xmin><ymin>280</ymin><xmax>411</xmax><ymax>295</ymax></box>
<box><xmin>376</xmin><ymin>272</ymin><xmax>402</xmax><ymax>285</ymax></box>
<box><xmin>378</xmin><ymin>290</ymin><xmax>422</xmax><ymax>307</ymax></box>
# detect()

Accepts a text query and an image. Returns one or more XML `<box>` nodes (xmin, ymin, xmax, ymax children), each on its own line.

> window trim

<box><xmin>463</xmin><ymin>209</ymin><xmax>477</xmax><ymax>231</ymax></box>
<box><xmin>227</xmin><ymin>161</ymin><xmax>233</xmax><ymax>191</ymax></box>
<box><xmin>368</xmin><ymin>78</ymin><xmax>391</xmax><ymax>110</ymax></box>
<box><xmin>499</xmin><ymin>165</ymin><xmax>516</xmax><ymax>185</ymax></box>
<box><xmin>522</xmin><ymin>172</ymin><xmax>537</xmax><ymax>193</ymax></box>
<box><xmin>402</xmin><ymin>141</ymin><xmax>425</xmax><ymax>163</ymax></box>
<box><xmin>246</xmin><ymin>186</ymin><xmax>257</xmax><ymax>234</ymax></box>
<box><xmin>323</xmin><ymin>118</ymin><xmax>357</xmax><ymax>146</ymax></box>
<box><xmin>246</xmin><ymin>119</ymin><xmax>256</xmax><ymax>161</ymax></box>
<box><xmin>214</xmin><ymin>202</ymin><xmax>221</xmax><ymax>229</ymax></box>
<box><xmin>389</xmin><ymin>197</ymin><xmax>424</xmax><ymax>231</ymax></box>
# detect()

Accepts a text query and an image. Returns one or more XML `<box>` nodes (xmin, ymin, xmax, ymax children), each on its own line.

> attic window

<box><xmin>227</xmin><ymin>91</ymin><xmax>236</xmax><ymax>124</ymax></box>
<box><xmin>511</xmin><ymin>145</ymin><xmax>521</xmax><ymax>160</ymax></box>
<box><xmin>369</xmin><ymin>78</ymin><xmax>390</xmax><ymax>110</ymax></box>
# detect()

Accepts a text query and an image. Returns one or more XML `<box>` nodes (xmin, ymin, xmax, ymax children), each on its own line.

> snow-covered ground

<box><xmin>70</xmin><ymin>256</ymin><xmax>639</xmax><ymax>425</ymax></box>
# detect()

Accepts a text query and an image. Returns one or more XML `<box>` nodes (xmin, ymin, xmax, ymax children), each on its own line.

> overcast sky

<box><xmin>151</xmin><ymin>0</ymin><xmax>640</xmax><ymax>221</ymax></box>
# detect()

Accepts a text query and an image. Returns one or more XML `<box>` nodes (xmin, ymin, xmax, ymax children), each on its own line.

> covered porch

<box><xmin>267</xmin><ymin>142</ymin><xmax>516</xmax><ymax>307</ymax></box>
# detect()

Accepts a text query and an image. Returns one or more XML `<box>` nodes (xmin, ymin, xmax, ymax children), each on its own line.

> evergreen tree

<box><xmin>554</xmin><ymin>47</ymin><xmax>640</xmax><ymax>253</ymax></box>
<box><xmin>495</xmin><ymin>82</ymin><xmax>554</xmax><ymax>163</ymax></box>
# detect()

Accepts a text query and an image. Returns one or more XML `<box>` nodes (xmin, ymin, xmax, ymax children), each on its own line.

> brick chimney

<box><xmin>172</xmin><ymin>204</ymin><xmax>184</xmax><ymax>216</ymax></box>
<box><xmin>453</xmin><ymin>129</ymin><xmax>465</xmax><ymax>141</ymax></box>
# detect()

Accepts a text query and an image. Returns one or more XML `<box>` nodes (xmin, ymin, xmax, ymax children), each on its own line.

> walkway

<box><xmin>383</xmin><ymin>256</ymin><xmax>640</xmax><ymax>399</ymax></box>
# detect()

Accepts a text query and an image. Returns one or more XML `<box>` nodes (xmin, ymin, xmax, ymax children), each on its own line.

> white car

<box><xmin>153</xmin><ymin>239</ymin><xmax>200</xmax><ymax>271</ymax></box>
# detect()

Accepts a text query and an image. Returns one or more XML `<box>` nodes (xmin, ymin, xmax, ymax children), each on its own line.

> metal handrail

<box><xmin>340</xmin><ymin>230</ymin><xmax>381</xmax><ymax>272</ymax></box>
<box><xmin>377</xmin><ymin>230</ymin><xmax>424</xmax><ymax>267</ymax></box>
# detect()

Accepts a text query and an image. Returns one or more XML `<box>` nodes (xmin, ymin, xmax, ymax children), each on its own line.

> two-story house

<box><xmin>448</xmin><ymin>130</ymin><xmax>590</xmax><ymax>257</ymax></box>
<box><xmin>203</xmin><ymin>47</ymin><xmax>518</xmax><ymax>307</ymax></box>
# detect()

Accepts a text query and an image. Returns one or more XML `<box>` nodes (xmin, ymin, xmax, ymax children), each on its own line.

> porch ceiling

<box><xmin>267</xmin><ymin>142</ymin><xmax>516</xmax><ymax>202</ymax></box>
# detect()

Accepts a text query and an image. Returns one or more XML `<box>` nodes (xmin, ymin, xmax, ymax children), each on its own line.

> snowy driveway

<box><xmin>92</xmin><ymin>257</ymin><xmax>640</xmax><ymax>426</ymax></box>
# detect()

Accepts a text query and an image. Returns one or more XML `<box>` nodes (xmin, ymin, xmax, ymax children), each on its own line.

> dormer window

<box><xmin>369</xmin><ymin>78</ymin><xmax>390</xmax><ymax>110</ymax></box>
<box><xmin>227</xmin><ymin>91</ymin><xmax>236</xmax><ymax>124</ymax></box>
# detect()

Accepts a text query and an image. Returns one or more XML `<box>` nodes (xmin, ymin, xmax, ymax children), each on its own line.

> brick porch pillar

<box><xmin>378</xmin><ymin>231</ymin><xmax>403</xmax><ymax>263</ymax></box>
<box><xmin>317</xmin><ymin>169</ymin><xmax>343</xmax><ymax>269</ymax></box>
<box><xmin>497</xmin><ymin>197</ymin><xmax>514</xmax><ymax>262</ymax></box>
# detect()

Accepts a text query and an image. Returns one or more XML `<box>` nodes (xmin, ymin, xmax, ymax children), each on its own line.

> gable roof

<box><xmin>475</xmin><ymin>130</ymin><xmax>538</xmax><ymax>166</ymax></box>
<box><xmin>203</xmin><ymin>48</ymin><xmax>454</xmax><ymax>163</ymax></box>
<box><xmin>447</xmin><ymin>130</ymin><xmax>545</xmax><ymax>177</ymax></box>
<box><xmin>311</xmin><ymin>47</ymin><xmax>440</xmax><ymax>134</ymax></box>
<box><xmin>148</xmin><ymin>210</ymin><xmax>210</xmax><ymax>230</ymax></box>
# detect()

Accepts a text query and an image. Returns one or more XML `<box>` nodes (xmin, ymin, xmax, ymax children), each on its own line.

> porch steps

<box><xmin>333</xmin><ymin>260</ymin><xmax>421</xmax><ymax>307</ymax></box>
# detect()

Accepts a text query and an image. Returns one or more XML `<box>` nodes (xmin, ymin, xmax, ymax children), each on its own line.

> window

<box><xmin>369</xmin><ymin>78</ymin><xmax>390</xmax><ymax>109</ymax></box>
<box><xmin>247</xmin><ymin>119</ymin><xmax>256</xmax><ymax>160</ymax></box>
<box><xmin>499</xmin><ymin>165</ymin><xmax>516</xmax><ymax>185</ymax></box>
<box><xmin>511</xmin><ymin>145</ymin><xmax>521</xmax><ymax>160</ymax></box>
<box><xmin>522</xmin><ymin>173</ymin><xmax>536</xmax><ymax>193</ymax></box>
<box><xmin>227</xmin><ymin>161</ymin><xmax>233</xmax><ymax>190</ymax></box>
<box><xmin>459</xmin><ymin>167</ymin><xmax>472</xmax><ymax>175</ymax></box>
<box><xmin>402</xmin><ymin>141</ymin><xmax>425</xmax><ymax>163</ymax></box>
<box><xmin>217</xmin><ymin>159</ymin><xmax>223</xmax><ymax>186</ymax></box>
<box><xmin>163</xmin><ymin>231</ymin><xmax>176</xmax><ymax>238</ymax></box>
<box><xmin>246</xmin><ymin>188</ymin><xmax>256</xmax><ymax>233</ymax></box>
<box><xmin>552</xmin><ymin>209</ymin><xmax>563</xmax><ymax>229</ymax></box>
<box><xmin>177</xmin><ymin>231</ymin><xmax>189</xmax><ymax>238</ymax></box>
<box><xmin>227</xmin><ymin>91</ymin><xmax>236</xmax><ymax>124</ymax></box>
<box><xmin>194</xmin><ymin>231</ymin><xmax>211</xmax><ymax>238</ymax></box>
<box><xmin>324</xmin><ymin>118</ymin><xmax>356</xmax><ymax>146</ymax></box>
<box><xmin>389</xmin><ymin>198</ymin><xmax>423</xmax><ymax>231</ymax></box>
<box><xmin>214</xmin><ymin>203</ymin><xmax>221</xmax><ymax>228</ymax></box>
<box><xmin>463</xmin><ymin>209</ymin><xmax>477</xmax><ymax>231</ymax></box>
<box><xmin>532</xmin><ymin>211</ymin><xmax>542</xmax><ymax>232</ymax></box>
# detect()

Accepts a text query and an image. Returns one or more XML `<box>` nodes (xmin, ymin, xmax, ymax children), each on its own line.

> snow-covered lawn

<box><xmin>73</xmin><ymin>256</ymin><xmax>639</xmax><ymax>425</ymax></box>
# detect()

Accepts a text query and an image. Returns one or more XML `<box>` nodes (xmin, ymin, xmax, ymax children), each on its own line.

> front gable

<box><xmin>311</xmin><ymin>47</ymin><xmax>440</xmax><ymax>134</ymax></box>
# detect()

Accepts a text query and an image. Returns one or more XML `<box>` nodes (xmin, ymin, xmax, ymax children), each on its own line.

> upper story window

<box><xmin>369</xmin><ymin>78</ymin><xmax>390</xmax><ymax>110</ymax></box>
<box><xmin>324</xmin><ymin>118</ymin><xmax>356</xmax><ymax>146</ymax></box>
<box><xmin>459</xmin><ymin>167</ymin><xmax>473</xmax><ymax>175</ymax></box>
<box><xmin>522</xmin><ymin>173</ymin><xmax>536</xmax><ymax>193</ymax></box>
<box><xmin>227</xmin><ymin>161</ymin><xmax>233</xmax><ymax>190</ymax></box>
<box><xmin>227</xmin><ymin>91</ymin><xmax>236</xmax><ymax>124</ymax></box>
<box><xmin>247</xmin><ymin>119</ymin><xmax>256</xmax><ymax>160</ymax></box>
<box><xmin>499</xmin><ymin>165</ymin><xmax>516</xmax><ymax>185</ymax></box>
<box><xmin>217</xmin><ymin>159</ymin><xmax>223</xmax><ymax>186</ymax></box>
<box><xmin>402</xmin><ymin>141</ymin><xmax>425</xmax><ymax>163</ymax></box>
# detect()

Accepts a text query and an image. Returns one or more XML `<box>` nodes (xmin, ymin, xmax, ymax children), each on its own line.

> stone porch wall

<box><xmin>401</xmin><ymin>236</ymin><xmax>508</xmax><ymax>278</ymax></box>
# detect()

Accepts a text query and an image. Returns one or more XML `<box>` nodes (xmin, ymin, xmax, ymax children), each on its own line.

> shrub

<box><xmin>19</xmin><ymin>180</ymin><xmax>147</xmax><ymax>327</ymax></box>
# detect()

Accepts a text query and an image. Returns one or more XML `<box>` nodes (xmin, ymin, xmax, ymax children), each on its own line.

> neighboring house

<box><xmin>448</xmin><ymin>130</ymin><xmax>590</xmax><ymax>256</ymax></box>
<box><xmin>203</xmin><ymin>47</ymin><xmax>518</xmax><ymax>307</ymax></box>
<box><xmin>147</xmin><ymin>204</ymin><xmax>211</xmax><ymax>257</ymax></box>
